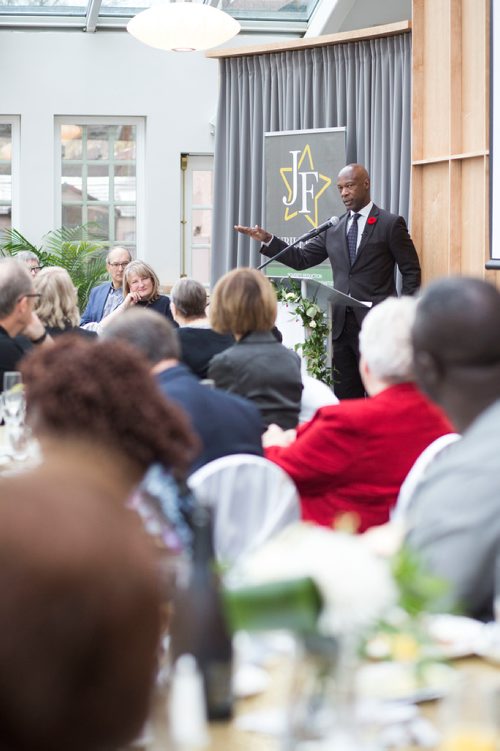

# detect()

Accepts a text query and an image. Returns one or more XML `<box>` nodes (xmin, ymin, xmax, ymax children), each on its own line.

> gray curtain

<box><xmin>211</xmin><ymin>32</ymin><xmax>412</xmax><ymax>283</ymax></box>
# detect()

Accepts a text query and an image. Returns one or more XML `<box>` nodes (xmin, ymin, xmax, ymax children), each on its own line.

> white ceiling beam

<box><xmin>84</xmin><ymin>0</ymin><xmax>103</xmax><ymax>32</ymax></box>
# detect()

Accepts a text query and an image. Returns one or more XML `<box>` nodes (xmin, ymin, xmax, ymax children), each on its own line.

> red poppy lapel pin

<box><xmin>367</xmin><ymin>217</ymin><xmax>377</xmax><ymax>225</ymax></box>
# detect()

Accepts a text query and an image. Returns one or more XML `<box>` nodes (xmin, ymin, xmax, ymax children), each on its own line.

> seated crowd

<box><xmin>0</xmin><ymin>249</ymin><xmax>499</xmax><ymax>745</ymax></box>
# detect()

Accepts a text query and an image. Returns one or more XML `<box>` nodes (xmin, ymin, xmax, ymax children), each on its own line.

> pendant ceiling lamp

<box><xmin>127</xmin><ymin>1</ymin><xmax>241</xmax><ymax>53</ymax></box>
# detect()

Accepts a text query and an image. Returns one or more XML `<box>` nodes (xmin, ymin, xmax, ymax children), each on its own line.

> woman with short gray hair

<box><xmin>170</xmin><ymin>277</ymin><xmax>234</xmax><ymax>379</ymax></box>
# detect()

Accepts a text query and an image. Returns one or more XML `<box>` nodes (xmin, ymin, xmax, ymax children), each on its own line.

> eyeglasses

<box><xmin>108</xmin><ymin>262</ymin><xmax>130</xmax><ymax>268</ymax></box>
<box><xmin>29</xmin><ymin>266</ymin><xmax>43</xmax><ymax>274</ymax></box>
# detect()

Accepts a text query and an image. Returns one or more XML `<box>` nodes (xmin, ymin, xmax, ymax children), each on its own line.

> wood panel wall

<box><xmin>411</xmin><ymin>0</ymin><xmax>496</xmax><ymax>284</ymax></box>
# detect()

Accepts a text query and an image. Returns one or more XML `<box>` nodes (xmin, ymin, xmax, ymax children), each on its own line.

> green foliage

<box><xmin>274</xmin><ymin>277</ymin><xmax>333</xmax><ymax>386</ymax></box>
<box><xmin>0</xmin><ymin>225</ymin><xmax>108</xmax><ymax>312</ymax></box>
<box><xmin>391</xmin><ymin>546</ymin><xmax>451</xmax><ymax>617</ymax></box>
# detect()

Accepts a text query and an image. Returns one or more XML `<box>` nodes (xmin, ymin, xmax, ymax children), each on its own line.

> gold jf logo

<box><xmin>280</xmin><ymin>145</ymin><xmax>331</xmax><ymax>228</ymax></box>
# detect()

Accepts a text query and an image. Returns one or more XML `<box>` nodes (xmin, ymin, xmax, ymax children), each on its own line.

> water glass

<box><xmin>2</xmin><ymin>389</ymin><xmax>26</xmax><ymax>426</ymax></box>
<box><xmin>6</xmin><ymin>423</ymin><xmax>32</xmax><ymax>461</ymax></box>
<box><xmin>3</xmin><ymin>371</ymin><xmax>22</xmax><ymax>394</ymax></box>
<box><xmin>438</xmin><ymin>674</ymin><xmax>499</xmax><ymax>751</ymax></box>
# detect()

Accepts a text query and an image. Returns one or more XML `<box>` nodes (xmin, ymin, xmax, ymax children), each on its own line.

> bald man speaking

<box><xmin>236</xmin><ymin>163</ymin><xmax>421</xmax><ymax>399</ymax></box>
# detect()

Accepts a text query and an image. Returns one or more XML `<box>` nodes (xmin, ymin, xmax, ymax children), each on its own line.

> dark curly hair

<box><xmin>21</xmin><ymin>336</ymin><xmax>199</xmax><ymax>480</ymax></box>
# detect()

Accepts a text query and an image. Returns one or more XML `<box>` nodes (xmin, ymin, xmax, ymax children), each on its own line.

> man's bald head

<box><xmin>412</xmin><ymin>276</ymin><xmax>500</xmax><ymax>430</ymax></box>
<box><xmin>337</xmin><ymin>163</ymin><xmax>371</xmax><ymax>213</ymax></box>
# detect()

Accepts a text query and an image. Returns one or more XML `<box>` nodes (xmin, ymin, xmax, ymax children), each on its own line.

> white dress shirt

<box><xmin>346</xmin><ymin>201</ymin><xmax>374</xmax><ymax>252</ymax></box>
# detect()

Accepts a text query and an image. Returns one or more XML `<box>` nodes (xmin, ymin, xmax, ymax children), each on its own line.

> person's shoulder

<box><xmin>372</xmin><ymin>205</ymin><xmax>408</xmax><ymax>227</ymax></box>
<box><xmin>93</xmin><ymin>281</ymin><xmax>111</xmax><ymax>293</ymax></box>
<box><xmin>204</xmin><ymin>386</ymin><xmax>263</xmax><ymax>424</ymax></box>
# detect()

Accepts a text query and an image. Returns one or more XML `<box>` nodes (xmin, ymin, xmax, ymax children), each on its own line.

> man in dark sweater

<box><xmin>0</xmin><ymin>258</ymin><xmax>52</xmax><ymax>389</ymax></box>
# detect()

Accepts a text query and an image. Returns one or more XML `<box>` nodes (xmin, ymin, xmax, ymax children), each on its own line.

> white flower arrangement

<box><xmin>237</xmin><ymin>523</ymin><xmax>397</xmax><ymax>637</ymax></box>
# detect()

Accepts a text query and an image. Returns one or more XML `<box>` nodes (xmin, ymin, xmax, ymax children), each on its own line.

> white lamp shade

<box><xmin>127</xmin><ymin>2</ymin><xmax>241</xmax><ymax>52</ymax></box>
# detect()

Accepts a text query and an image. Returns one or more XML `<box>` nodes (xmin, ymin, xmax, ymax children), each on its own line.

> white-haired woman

<box><xmin>34</xmin><ymin>267</ymin><xmax>95</xmax><ymax>339</ymax></box>
<box><xmin>263</xmin><ymin>296</ymin><xmax>453</xmax><ymax>533</ymax></box>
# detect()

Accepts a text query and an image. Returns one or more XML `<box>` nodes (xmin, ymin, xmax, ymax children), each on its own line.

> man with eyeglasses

<box><xmin>80</xmin><ymin>247</ymin><xmax>132</xmax><ymax>329</ymax></box>
<box><xmin>16</xmin><ymin>250</ymin><xmax>43</xmax><ymax>275</ymax></box>
<box><xmin>0</xmin><ymin>258</ymin><xmax>52</xmax><ymax>388</ymax></box>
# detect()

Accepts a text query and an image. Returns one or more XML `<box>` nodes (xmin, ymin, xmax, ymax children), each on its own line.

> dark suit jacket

<box><xmin>155</xmin><ymin>364</ymin><xmax>264</xmax><ymax>473</ymax></box>
<box><xmin>264</xmin><ymin>205</ymin><xmax>421</xmax><ymax>339</ymax></box>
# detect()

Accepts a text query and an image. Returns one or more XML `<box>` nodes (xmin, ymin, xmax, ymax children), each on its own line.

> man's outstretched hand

<box><xmin>234</xmin><ymin>224</ymin><xmax>273</xmax><ymax>244</ymax></box>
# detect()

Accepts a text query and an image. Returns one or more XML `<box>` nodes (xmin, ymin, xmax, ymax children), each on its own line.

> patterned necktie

<box><xmin>347</xmin><ymin>212</ymin><xmax>361</xmax><ymax>265</ymax></box>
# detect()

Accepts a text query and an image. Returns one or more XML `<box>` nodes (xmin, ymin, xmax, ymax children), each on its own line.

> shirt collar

<box><xmin>351</xmin><ymin>201</ymin><xmax>373</xmax><ymax>219</ymax></box>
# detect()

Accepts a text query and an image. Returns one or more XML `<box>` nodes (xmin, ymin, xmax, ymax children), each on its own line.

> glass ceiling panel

<box><xmin>0</xmin><ymin>0</ymin><xmax>321</xmax><ymax>27</ymax></box>
<box><xmin>0</xmin><ymin>0</ymin><xmax>86</xmax><ymax>16</ymax></box>
<box><xmin>220</xmin><ymin>0</ymin><xmax>319</xmax><ymax>24</ymax></box>
<box><xmin>98</xmin><ymin>0</ymin><xmax>319</xmax><ymax>23</ymax></box>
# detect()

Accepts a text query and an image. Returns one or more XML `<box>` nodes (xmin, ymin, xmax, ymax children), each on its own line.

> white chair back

<box><xmin>187</xmin><ymin>454</ymin><xmax>300</xmax><ymax>565</ymax></box>
<box><xmin>393</xmin><ymin>433</ymin><xmax>461</xmax><ymax>522</ymax></box>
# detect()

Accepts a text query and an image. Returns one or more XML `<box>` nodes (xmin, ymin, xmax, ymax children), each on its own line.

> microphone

<box><xmin>298</xmin><ymin>215</ymin><xmax>339</xmax><ymax>243</ymax></box>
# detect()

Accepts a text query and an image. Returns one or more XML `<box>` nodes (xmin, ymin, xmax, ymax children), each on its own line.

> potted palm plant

<box><xmin>0</xmin><ymin>224</ymin><xmax>108</xmax><ymax>312</ymax></box>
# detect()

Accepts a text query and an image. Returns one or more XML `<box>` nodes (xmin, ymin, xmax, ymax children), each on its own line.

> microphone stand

<box><xmin>257</xmin><ymin>237</ymin><xmax>304</xmax><ymax>272</ymax></box>
<box><xmin>257</xmin><ymin>217</ymin><xmax>339</xmax><ymax>271</ymax></box>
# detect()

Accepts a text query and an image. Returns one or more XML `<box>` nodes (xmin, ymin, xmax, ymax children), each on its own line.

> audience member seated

<box><xmin>405</xmin><ymin>276</ymin><xmax>500</xmax><ymax>621</ymax></box>
<box><xmin>21</xmin><ymin>336</ymin><xmax>198</xmax><ymax>489</ymax></box>
<box><xmin>34</xmin><ymin>266</ymin><xmax>96</xmax><ymax>339</ymax></box>
<box><xmin>98</xmin><ymin>260</ymin><xmax>175</xmax><ymax>331</ymax></box>
<box><xmin>208</xmin><ymin>268</ymin><xmax>303</xmax><ymax>429</ymax></box>
<box><xmin>16</xmin><ymin>249</ymin><xmax>43</xmax><ymax>276</ymax></box>
<box><xmin>0</xmin><ymin>258</ymin><xmax>53</xmax><ymax>388</ymax></box>
<box><xmin>102</xmin><ymin>308</ymin><xmax>264</xmax><ymax>473</ymax></box>
<box><xmin>263</xmin><ymin>297</ymin><xmax>453</xmax><ymax>532</ymax></box>
<box><xmin>80</xmin><ymin>245</ymin><xmax>131</xmax><ymax>328</ymax></box>
<box><xmin>0</xmin><ymin>452</ymin><xmax>161</xmax><ymax>751</ymax></box>
<box><xmin>170</xmin><ymin>277</ymin><xmax>234</xmax><ymax>378</ymax></box>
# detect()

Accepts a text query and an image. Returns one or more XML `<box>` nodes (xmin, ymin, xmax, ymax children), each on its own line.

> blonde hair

<box><xmin>210</xmin><ymin>268</ymin><xmax>277</xmax><ymax>336</ymax></box>
<box><xmin>123</xmin><ymin>261</ymin><xmax>160</xmax><ymax>301</ymax></box>
<box><xmin>33</xmin><ymin>267</ymin><xmax>80</xmax><ymax>329</ymax></box>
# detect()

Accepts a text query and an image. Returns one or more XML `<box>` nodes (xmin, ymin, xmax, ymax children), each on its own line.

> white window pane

<box><xmin>192</xmin><ymin>170</ymin><xmax>213</xmax><ymax>205</ymax></box>
<box><xmin>62</xmin><ymin>204</ymin><xmax>83</xmax><ymax>228</ymax></box>
<box><xmin>62</xmin><ymin>163</ymin><xmax>83</xmax><ymax>195</ymax></box>
<box><xmin>114</xmin><ymin>176</ymin><xmax>136</xmax><ymax>202</ymax></box>
<box><xmin>88</xmin><ymin>166</ymin><xmax>110</xmax><ymax>202</ymax></box>
<box><xmin>192</xmin><ymin>209</ymin><xmax>212</xmax><ymax>245</ymax></box>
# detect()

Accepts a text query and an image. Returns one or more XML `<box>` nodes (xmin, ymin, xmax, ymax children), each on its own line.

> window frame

<box><xmin>182</xmin><ymin>153</ymin><xmax>214</xmax><ymax>287</ymax></box>
<box><xmin>54</xmin><ymin>115</ymin><xmax>145</xmax><ymax>255</ymax></box>
<box><xmin>0</xmin><ymin>115</ymin><xmax>20</xmax><ymax>229</ymax></box>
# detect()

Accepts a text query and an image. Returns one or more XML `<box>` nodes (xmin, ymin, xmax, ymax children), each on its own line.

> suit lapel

<box><xmin>354</xmin><ymin>205</ymin><xmax>379</xmax><ymax>264</ymax></box>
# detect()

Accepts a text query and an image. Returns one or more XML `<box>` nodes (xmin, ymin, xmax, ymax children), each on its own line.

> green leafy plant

<box><xmin>274</xmin><ymin>277</ymin><xmax>333</xmax><ymax>386</ymax></box>
<box><xmin>0</xmin><ymin>225</ymin><xmax>108</xmax><ymax>312</ymax></box>
<box><xmin>391</xmin><ymin>546</ymin><xmax>451</xmax><ymax>618</ymax></box>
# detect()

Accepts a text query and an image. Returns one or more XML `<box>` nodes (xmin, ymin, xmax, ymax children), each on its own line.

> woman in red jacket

<box><xmin>264</xmin><ymin>296</ymin><xmax>453</xmax><ymax>533</ymax></box>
